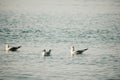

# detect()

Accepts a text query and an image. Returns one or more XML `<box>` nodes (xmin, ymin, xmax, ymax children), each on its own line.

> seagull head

<box><xmin>71</xmin><ymin>46</ymin><xmax>75</xmax><ymax>52</ymax></box>
<box><xmin>42</xmin><ymin>49</ymin><xmax>46</xmax><ymax>52</ymax></box>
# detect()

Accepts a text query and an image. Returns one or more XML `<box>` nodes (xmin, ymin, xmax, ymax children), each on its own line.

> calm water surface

<box><xmin>0</xmin><ymin>0</ymin><xmax>120</xmax><ymax>80</ymax></box>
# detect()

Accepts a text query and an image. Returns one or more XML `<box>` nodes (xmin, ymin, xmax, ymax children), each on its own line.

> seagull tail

<box><xmin>17</xmin><ymin>46</ymin><xmax>21</xmax><ymax>49</ymax></box>
<box><xmin>83</xmin><ymin>48</ymin><xmax>88</xmax><ymax>52</ymax></box>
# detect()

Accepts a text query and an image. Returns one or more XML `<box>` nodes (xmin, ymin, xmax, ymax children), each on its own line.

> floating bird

<box><xmin>42</xmin><ymin>49</ymin><xmax>51</xmax><ymax>57</ymax></box>
<box><xmin>71</xmin><ymin>46</ymin><xmax>88</xmax><ymax>56</ymax></box>
<box><xmin>5</xmin><ymin>44</ymin><xmax>21</xmax><ymax>51</ymax></box>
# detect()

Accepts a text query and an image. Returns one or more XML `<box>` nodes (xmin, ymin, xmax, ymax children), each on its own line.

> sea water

<box><xmin>0</xmin><ymin>0</ymin><xmax>120</xmax><ymax>80</ymax></box>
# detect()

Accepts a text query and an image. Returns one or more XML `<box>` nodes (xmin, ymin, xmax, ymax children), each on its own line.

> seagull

<box><xmin>5</xmin><ymin>44</ymin><xmax>21</xmax><ymax>51</ymax></box>
<box><xmin>42</xmin><ymin>49</ymin><xmax>51</xmax><ymax>57</ymax></box>
<box><xmin>71</xmin><ymin>46</ymin><xmax>88</xmax><ymax>56</ymax></box>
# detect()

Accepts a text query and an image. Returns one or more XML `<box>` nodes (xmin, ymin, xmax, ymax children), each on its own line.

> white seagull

<box><xmin>71</xmin><ymin>46</ymin><xmax>88</xmax><ymax>56</ymax></box>
<box><xmin>42</xmin><ymin>49</ymin><xmax>51</xmax><ymax>57</ymax></box>
<box><xmin>5</xmin><ymin>44</ymin><xmax>21</xmax><ymax>51</ymax></box>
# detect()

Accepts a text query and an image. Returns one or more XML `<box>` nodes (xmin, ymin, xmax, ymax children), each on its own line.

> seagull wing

<box><xmin>76</xmin><ymin>48</ymin><xmax>88</xmax><ymax>54</ymax></box>
<box><xmin>9</xmin><ymin>46</ymin><xmax>21</xmax><ymax>51</ymax></box>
